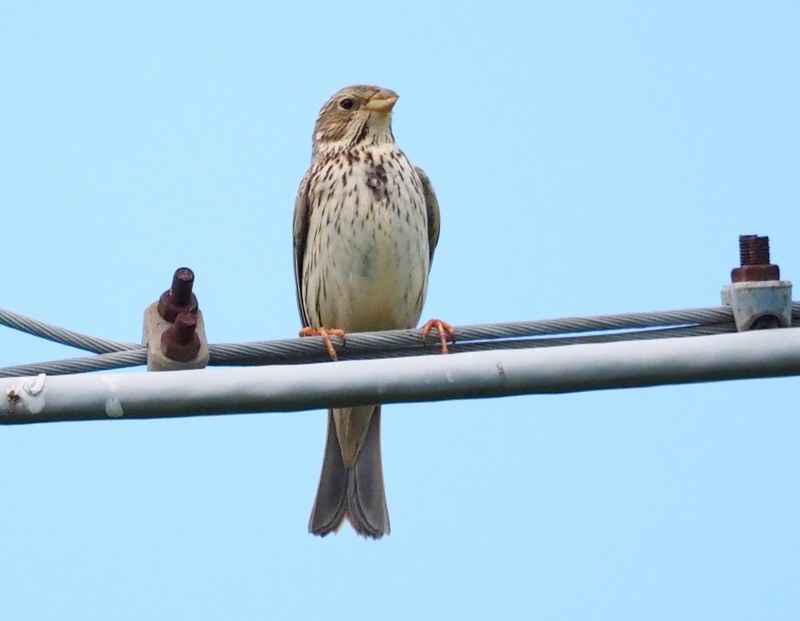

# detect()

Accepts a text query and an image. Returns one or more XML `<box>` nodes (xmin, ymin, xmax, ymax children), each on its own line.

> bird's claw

<box><xmin>300</xmin><ymin>326</ymin><xmax>347</xmax><ymax>361</ymax></box>
<box><xmin>421</xmin><ymin>319</ymin><xmax>456</xmax><ymax>354</ymax></box>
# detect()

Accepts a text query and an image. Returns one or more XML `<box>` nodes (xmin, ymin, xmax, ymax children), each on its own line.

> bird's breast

<box><xmin>303</xmin><ymin>145</ymin><xmax>431</xmax><ymax>332</ymax></box>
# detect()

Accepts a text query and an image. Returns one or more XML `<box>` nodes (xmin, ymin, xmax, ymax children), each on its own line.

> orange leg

<box><xmin>300</xmin><ymin>326</ymin><xmax>347</xmax><ymax>361</ymax></box>
<box><xmin>421</xmin><ymin>319</ymin><xmax>456</xmax><ymax>354</ymax></box>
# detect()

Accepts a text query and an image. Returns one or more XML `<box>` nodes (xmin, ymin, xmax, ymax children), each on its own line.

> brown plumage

<box><xmin>293</xmin><ymin>85</ymin><xmax>440</xmax><ymax>538</ymax></box>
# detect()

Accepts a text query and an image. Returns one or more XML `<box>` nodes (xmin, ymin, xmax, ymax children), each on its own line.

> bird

<box><xmin>293</xmin><ymin>85</ymin><xmax>449</xmax><ymax>538</ymax></box>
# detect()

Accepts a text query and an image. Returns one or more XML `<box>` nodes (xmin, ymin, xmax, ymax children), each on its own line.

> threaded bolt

<box><xmin>739</xmin><ymin>235</ymin><xmax>770</xmax><ymax>266</ymax></box>
<box><xmin>169</xmin><ymin>268</ymin><xmax>195</xmax><ymax>307</ymax></box>
<box><xmin>157</xmin><ymin>267</ymin><xmax>199</xmax><ymax>321</ymax></box>
<box><xmin>731</xmin><ymin>234</ymin><xmax>780</xmax><ymax>282</ymax></box>
<box><xmin>161</xmin><ymin>311</ymin><xmax>201</xmax><ymax>361</ymax></box>
<box><xmin>170</xmin><ymin>311</ymin><xmax>197</xmax><ymax>345</ymax></box>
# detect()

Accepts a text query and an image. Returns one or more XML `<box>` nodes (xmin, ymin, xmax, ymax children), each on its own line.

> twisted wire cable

<box><xmin>0</xmin><ymin>307</ymin><xmax>137</xmax><ymax>353</ymax></box>
<box><xmin>1</xmin><ymin>303</ymin><xmax>797</xmax><ymax>377</ymax></box>
<box><xmin>0</xmin><ymin>324</ymin><xmax>737</xmax><ymax>377</ymax></box>
<box><xmin>0</xmin><ymin>350</ymin><xmax>147</xmax><ymax>377</ymax></box>
<box><xmin>209</xmin><ymin>323</ymin><xmax>740</xmax><ymax>366</ymax></box>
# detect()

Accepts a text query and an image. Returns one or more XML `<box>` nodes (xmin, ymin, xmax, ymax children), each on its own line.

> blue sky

<box><xmin>1</xmin><ymin>2</ymin><xmax>798</xmax><ymax>619</ymax></box>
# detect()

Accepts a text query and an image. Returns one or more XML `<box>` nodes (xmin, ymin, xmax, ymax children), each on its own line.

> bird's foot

<box><xmin>300</xmin><ymin>326</ymin><xmax>346</xmax><ymax>361</ymax></box>
<box><xmin>421</xmin><ymin>319</ymin><xmax>456</xmax><ymax>354</ymax></box>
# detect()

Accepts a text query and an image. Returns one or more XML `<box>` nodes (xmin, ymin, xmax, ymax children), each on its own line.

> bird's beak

<box><xmin>365</xmin><ymin>89</ymin><xmax>399</xmax><ymax>114</ymax></box>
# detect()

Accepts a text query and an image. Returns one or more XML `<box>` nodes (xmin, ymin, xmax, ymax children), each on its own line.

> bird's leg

<box><xmin>300</xmin><ymin>326</ymin><xmax>347</xmax><ymax>361</ymax></box>
<box><xmin>420</xmin><ymin>319</ymin><xmax>456</xmax><ymax>354</ymax></box>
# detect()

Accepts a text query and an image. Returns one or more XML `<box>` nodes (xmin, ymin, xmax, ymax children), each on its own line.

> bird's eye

<box><xmin>339</xmin><ymin>98</ymin><xmax>354</xmax><ymax>110</ymax></box>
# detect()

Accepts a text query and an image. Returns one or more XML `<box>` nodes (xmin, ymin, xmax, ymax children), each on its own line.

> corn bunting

<box><xmin>293</xmin><ymin>85</ymin><xmax>444</xmax><ymax>538</ymax></box>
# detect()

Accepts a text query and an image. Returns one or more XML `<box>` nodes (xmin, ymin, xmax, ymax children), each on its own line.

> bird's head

<box><xmin>312</xmin><ymin>85</ymin><xmax>399</xmax><ymax>157</ymax></box>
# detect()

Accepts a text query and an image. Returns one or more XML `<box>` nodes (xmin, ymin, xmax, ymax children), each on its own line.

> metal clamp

<box><xmin>142</xmin><ymin>267</ymin><xmax>210</xmax><ymax>371</ymax></box>
<box><xmin>721</xmin><ymin>235</ymin><xmax>793</xmax><ymax>331</ymax></box>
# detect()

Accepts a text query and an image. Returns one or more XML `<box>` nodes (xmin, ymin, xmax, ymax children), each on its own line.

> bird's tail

<box><xmin>308</xmin><ymin>406</ymin><xmax>390</xmax><ymax>539</ymax></box>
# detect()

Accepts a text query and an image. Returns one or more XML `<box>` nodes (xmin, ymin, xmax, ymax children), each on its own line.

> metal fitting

<box><xmin>157</xmin><ymin>267</ymin><xmax>198</xmax><ymax>322</ymax></box>
<box><xmin>721</xmin><ymin>235</ymin><xmax>792</xmax><ymax>331</ymax></box>
<box><xmin>160</xmin><ymin>311</ymin><xmax>201</xmax><ymax>362</ymax></box>
<box><xmin>731</xmin><ymin>235</ymin><xmax>780</xmax><ymax>283</ymax></box>
<box><xmin>143</xmin><ymin>267</ymin><xmax>209</xmax><ymax>371</ymax></box>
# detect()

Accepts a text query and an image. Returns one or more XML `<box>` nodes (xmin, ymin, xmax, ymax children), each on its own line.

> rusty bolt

<box><xmin>161</xmin><ymin>311</ymin><xmax>201</xmax><ymax>362</ymax></box>
<box><xmin>157</xmin><ymin>267</ymin><xmax>199</xmax><ymax>322</ymax></box>
<box><xmin>731</xmin><ymin>235</ymin><xmax>780</xmax><ymax>283</ymax></box>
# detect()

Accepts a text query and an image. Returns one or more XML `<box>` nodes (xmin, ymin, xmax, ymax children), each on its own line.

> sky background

<box><xmin>1</xmin><ymin>1</ymin><xmax>799</xmax><ymax>619</ymax></box>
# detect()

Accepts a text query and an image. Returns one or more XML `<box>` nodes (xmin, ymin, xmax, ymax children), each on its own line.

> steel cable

<box><xmin>1</xmin><ymin>303</ymin><xmax>797</xmax><ymax>377</ymax></box>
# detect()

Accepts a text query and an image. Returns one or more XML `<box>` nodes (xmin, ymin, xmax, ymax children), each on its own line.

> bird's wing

<box><xmin>414</xmin><ymin>166</ymin><xmax>440</xmax><ymax>264</ymax></box>
<box><xmin>293</xmin><ymin>169</ymin><xmax>312</xmax><ymax>328</ymax></box>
